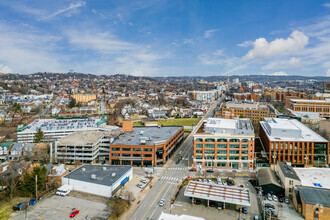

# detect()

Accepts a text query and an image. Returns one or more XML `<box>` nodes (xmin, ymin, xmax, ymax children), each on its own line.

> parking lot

<box><xmin>262</xmin><ymin>195</ymin><xmax>303</xmax><ymax>220</ymax></box>
<box><xmin>11</xmin><ymin>195</ymin><xmax>109</xmax><ymax>220</ymax></box>
<box><xmin>170</xmin><ymin>177</ymin><xmax>260</xmax><ymax>220</ymax></box>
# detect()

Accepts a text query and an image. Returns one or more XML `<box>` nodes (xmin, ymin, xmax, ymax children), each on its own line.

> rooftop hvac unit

<box><xmin>140</xmin><ymin>131</ymin><xmax>144</xmax><ymax>135</ymax></box>
<box><xmin>81</xmin><ymin>168</ymin><xmax>86</xmax><ymax>174</ymax></box>
<box><xmin>91</xmin><ymin>174</ymin><xmax>96</xmax><ymax>180</ymax></box>
<box><xmin>112</xmin><ymin>173</ymin><xmax>116</xmax><ymax>177</ymax></box>
<box><xmin>102</xmin><ymin>167</ymin><xmax>107</xmax><ymax>171</ymax></box>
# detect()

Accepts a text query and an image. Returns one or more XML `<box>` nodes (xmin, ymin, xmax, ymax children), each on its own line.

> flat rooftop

<box><xmin>294</xmin><ymin>168</ymin><xmax>330</xmax><ymax>189</ymax></box>
<box><xmin>18</xmin><ymin>117</ymin><xmax>107</xmax><ymax>133</ymax></box>
<box><xmin>184</xmin><ymin>181</ymin><xmax>250</xmax><ymax>206</ymax></box>
<box><xmin>201</xmin><ymin>118</ymin><xmax>254</xmax><ymax>135</ymax></box>
<box><xmin>63</xmin><ymin>165</ymin><xmax>132</xmax><ymax>187</ymax></box>
<box><xmin>260</xmin><ymin>118</ymin><xmax>328</xmax><ymax>142</ymax></box>
<box><xmin>58</xmin><ymin>131</ymin><xmax>110</xmax><ymax>146</ymax></box>
<box><xmin>224</xmin><ymin>102</ymin><xmax>269</xmax><ymax>111</ymax></box>
<box><xmin>111</xmin><ymin>126</ymin><xmax>182</xmax><ymax>146</ymax></box>
<box><xmin>290</xmin><ymin>99</ymin><xmax>330</xmax><ymax>103</ymax></box>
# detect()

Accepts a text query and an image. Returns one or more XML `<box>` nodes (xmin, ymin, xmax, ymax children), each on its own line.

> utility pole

<box><xmin>35</xmin><ymin>175</ymin><xmax>38</xmax><ymax>200</ymax></box>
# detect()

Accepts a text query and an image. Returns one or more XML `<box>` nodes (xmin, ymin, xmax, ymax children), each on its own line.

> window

<box><xmin>242</xmin><ymin>139</ymin><xmax>249</xmax><ymax>143</ymax></box>
<box><xmin>217</xmin><ymin>150</ymin><xmax>227</xmax><ymax>154</ymax></box>
<box><xmin>133</xmin><ymin>154</ymin><xmax>140</xmax><ymax>157</ymax></box>
<box><xmin>289</xmin><ymin>188</ymin><xmax>292</xmax><ymax>192</ymax></box>
<box><xmin>241</xmin><ymin>162</ymin><xmax>248</xmax><ymax>167</ymax></box>
<box><xmin>205</xmin><ymin>150</ymin><xmax>215</xmax><ymax>154</ymax></box>
<box><xmin>217</xmin><ymin>156</ymin><xmax>227</xmax><ymax>160</ymax></box>
<box><xmin>144</xmin><ymin>154</ymin><xmax>152</xmax><ymax>157</ymax></box>
<box><xmin>229</xmin><ymin>139</ymin><xmax>239</xmax><ymax>143</ymax></box>
<box><xmin>196</xmin><ymin>138</ymin><xmax>203</xmax><ymax>142</ymax></box>
<box><xmin>205</xmin><ymin>144</ymin><xmax>215</xmax><ymax>148</ymax></box>
<box><xmin>241</xmin><ymin>156</ymin><xmax>248</xmax><ymax>160</ymax></box>
<box><xmin>144</xmin><ymin>148</ymin><xmax>152</xmax><ymax>152</ymax></box>
<box><xmin>205</xmin><ymin>138</ymin><xmax>215</xmax><ymax>142</ymax></box>
<box><xmin>112</xmin><ymin>153</ymin><xmax>120</xmax><ymax>156</ymax></box>
<box><xmin>133</xmin><ymin>148</ymin><xmax>141</xmax><ymax>151</ymax></box>
<box><xmin>217</xmin><ymin>162</ymin><xmax>227</xmax><ymax>167</ymax></box>
<box><xmin>112</xmin><ymin>147</ymin><xmax>120</xmax><ymax>151</ymax></box>
<box><xmin>229</xmin><ymin>150</ymin><xmax>239</xmax><ymax>154</ymax></box>
<box><xmin>217</xmin><ymin>138</ymin><xmax>227</xmax><ymax>142</ymax></box>
<box><xmin>289</xmin><ymin>180</ymin><xmax>293</xmax><ymax>185</ymax></box>
<box><xmin>229</xmin><ymin>144</ymin><xmax>240</xmax><ymax>149</ymax></box>
<box><xmin>196</xmin><ymin>144</ymin><xmax>203</xmax><ymax>148</ymax></box>
<box><xmin>196</xmin><ymin>150</ymin><xmax>203</xmax><ymax>154</ymax></box>
<box><xmin>196</xmin><ymin>155</ymin><xmax>203</xmax><ymax>159</ymax></box>
<box><xmin>122</xmin><ymin>153</ymin><xmax>130</xmax><ymax>157</ymax></box>
<box><xmin>217</xmin><ymin>144</ymin><xmax>227</xmax><ymax>148</ymax></box>
<box><xmin>123</xmin><ymin>148</ymin><xmax>130</xmax><ymax>151</ymax></box>
<box><xmin>229</xmin><ymin>156</ymin><xmax>239</xmax><ymax>160</ymax></box>
<box><xmin>241</xmin><ymin>145</ymin><xmax>248</xmax><ymax>149</ymax></box>
<box><xmin>241</xmin><ymin>150</ymin><xmax>248</xmax><ymax>155</ymax></box>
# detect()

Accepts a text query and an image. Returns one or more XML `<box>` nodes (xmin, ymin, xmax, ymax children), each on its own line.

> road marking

<box><xmin>149</xmin><ymin>184</ymin><xmax>174</xmax><ymax>220</ymax></box>
<box><xmin>141</xmin><ymin>182</ymin><xmax>168</xmax><ymax>220</ymax></box>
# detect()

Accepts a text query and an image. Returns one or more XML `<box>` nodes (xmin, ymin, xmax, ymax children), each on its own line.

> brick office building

<box><xmin>109</xmin><ymin>120</ymin><xmax>184</xmax><ymax>166</ymax></box>
<box><xmin>259</xmin><ymin>118</ymin><xmax>329</xmax><ymax>166</ymax></box>
<box><xmin>289</xmin><ymin>99</ymin><xmax>330</xmax><ymax>119</ymax></box>
<box><xmin>193</xmin><ymin>118</ymin><xmax>255</xmax><ymax>169</ymax></box>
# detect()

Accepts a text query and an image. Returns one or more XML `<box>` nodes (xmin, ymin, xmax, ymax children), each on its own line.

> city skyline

<box><xmin>0</xmin><ymin>0</ymin><xmax>330</xmax><ymax>76</ymax></box>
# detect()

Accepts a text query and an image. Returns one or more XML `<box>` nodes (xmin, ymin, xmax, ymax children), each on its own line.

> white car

<box><xmin>217</xmin><ymin>181</ymin><xmax>223</xmax><ymax>185</ymax></box>
<box><xmin>136</xmin><ymin>183</ymin><xmax>144</xmax><ymax>188</ymax></box>
<box><xmin>158</xmin><ymin>199</ymin><xmax>166</xmax><ymax>206</ymax></box>
<box><xmin>203</xmin><ymin>179</ymin><xmax>207</xmax><ymax>183</ymax></box>
<box><xmin>198</xmin><ymin>179</ymin><xmax>202</xmax><ymax>182</ymax></box>
<box><xmin>141</xmin><ymin>178</ymin><xmax>147</xmax><ymax>184</ymax></box>
<box><xmin>272</xmin><ymin>195</ymin><xmax>278</xmax><ymax>202</ymax></box>
<box><xmin>208</xmin><ymin>179</ymin><xmax>213</xmax><ymax>183</ymax></box>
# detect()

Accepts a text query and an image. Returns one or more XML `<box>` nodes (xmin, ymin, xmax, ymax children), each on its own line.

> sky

<box><xmin>0</xmin><ymin>0</ymin><xmax>330</xmax><ymax>77</ymax></box>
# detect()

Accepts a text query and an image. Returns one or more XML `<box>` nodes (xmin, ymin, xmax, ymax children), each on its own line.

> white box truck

<box><xmin>56</xmin><ymin>184</ymin><xmax>73</xmax><ymax>196</ymax></box>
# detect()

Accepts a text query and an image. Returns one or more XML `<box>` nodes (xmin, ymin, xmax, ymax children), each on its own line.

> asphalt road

<box><xmin>130</xmin><ymin>99</ymin><xmax>221</xmax><ymax>220</ymax></box>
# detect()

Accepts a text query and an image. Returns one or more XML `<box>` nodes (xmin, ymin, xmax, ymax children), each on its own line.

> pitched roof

<box><xmin>257</xmin><ymin>167</ymin><xmax>282</xmax><ymax>188</ymax></box>
<box><xmin>295</xmin><ymin>186</ymin><xmax>330</xmax><ymax>208</ymax></box>
<box><xmin>277</xmin><ymin>161</ymin><xmax>300</xmax><ymax>181</ymax></box>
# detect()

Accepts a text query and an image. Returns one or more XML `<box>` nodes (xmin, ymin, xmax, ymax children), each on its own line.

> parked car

<box><xmin>272</xmin><ymin>195</ymin><xmax>278</xmax><ymax>202</ymax></box>
<box><xmin>223</xmin><ymin>181</ymin><xmax>227</xmax><ymax>186</ymax></box>
<box><xmin>70</xmin><ymin>210</ymin><xmax>79</xmax><ymax>218</ymax></box>
<box><xmin>189</xmin><ymin>168</ymin><xmax>197</xmax><ymax>172</ymax></box>
<box><xmin>279</xmin><ymin>197</ymin><xmax>284</xmax><ymax>203</ymax></box>
<box><xmin>284</xmin><ymin>197</ymin><xmax>290</xmax><ymax>204</ymax></box>
<box><xmin>242</xmin><ymin>207</ymin><xmax>248</xmax><ymax>214</ymax></box>
<box><xmin>194</xmin><ymin>199</ymin><xmax>201</xmax><ymax>205</ymax></box>
<box><xmin>264</xmin><ymin>203</ymin><xmax>275</xmax><ymax>209</ymax></box>
<box><xmin>210</xmin><ymin>201</ymin><xmax>216</xmax><ymax>207</ymax></box>
<box><xmin>136</xmin><ymin>183</ymin><xmax>143</xmax><ymax>188</ymax></box>
<box><xmin>217</xmin><ymin>181</ymin><xmax>223</xmax><ymax>185</ymax></box>
<box><xmin>208</xmin><ymin>179</ymin><xmax>213</xmax><ymax>183</ymax></box>
<box><xmin>239</xmin><ymin>185</ymin><xmax>244</xmax><ymax>188</ymax></box>
<box><xmin>141</xmin><ymin>178</ymin><xmax>147</xmax><ymax>184</ymax></box>
<box><xmin>29</xmin><ymin>198</ymin><xmax>37</xmax><ymax>206</ymax></box>
<box><xmin>271</xmin><ymin>210</ymin><xmax>278</xmax><ymax>217</ymax></box>
<box><xmin>218</xmin><ymin>203</ymin><xmax>222</xmax><ymax>210</ymax></box>
<box><xmin>206</xmin><ymin>169</ymin><xmax>214</xmax><ymax>173</ymax></box>
<box><xmin>254</xmin><ymin>215</ymin><xmax>259</xmax><ymax>220</ymax></box>
<box><xmin>158</xmin><ymin>199</ymin><xmax>166</xmax><ymax>207</ymax></box>
<box><xmin>198</xmin><ymin>179</ymin><xmax>202</xmax><ymax>182</ymax></box>
<box><xmin>203</xmin><ymin>179</ymin><xmax>207</xmax><ymax>183</ymax></box>
<box><xmin>267</xmin><ymin>193</ymin><xmax>272</xmax><ymax>201</ymax></box>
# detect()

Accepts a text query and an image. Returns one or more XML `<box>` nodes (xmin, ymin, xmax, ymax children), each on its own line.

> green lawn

<box><xmin>133</xmin><ymin>121</ymin><xmax>144</xmax><ymax>126</ymax></box>
<box><xmin>158</xmin><ymin>118</ymin><xmax>200</xmax><ymax>126</ymax></box>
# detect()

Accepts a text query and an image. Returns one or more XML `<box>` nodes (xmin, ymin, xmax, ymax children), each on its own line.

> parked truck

<box><xmin>56</xmin><ymin>184</ymin><xmax>73</xmax><ymax>196</ymax></box>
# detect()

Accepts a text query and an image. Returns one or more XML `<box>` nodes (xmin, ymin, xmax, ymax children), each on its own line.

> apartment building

<box><xmin>109</xmin><ymin>120</ymin><xmax>184</xmax><ymax>166</ymax></box>
<box><xmin>221</xmin><ymin>102</ymin><xmax>276</xmax><ymax>123</ymax></box>
<box><xmin>193</xmin><ymin>118</ymin><xmax>255</xmax><ymax>169</ymax></box>
<box><xmin>71</xmin><ymin>93</ymin><xmax>97</xmax><ymax>104</ymax></box>
<box><xmin>289</xmin><ymin>99</ymin><xmax>330</xmax><ymax>119</ymax></box>
<box><xmin>189</xmin><ymin>90</ymin><xmax>219</xmax><ymax>102</ymax></box>
<box><xmin>232</xmin><ymin>92</ymin><xmax>260</xmax><ymax>101</ymax></box>
<box><xmin>55</xmin><ymin>130</ymin><xmax>112</xmax><ymax>163</ymax></box>
<box><xmin>17</xmin><ymin>116</ymin><xmax>116</xmax><ymax>143</ymax></box>
<box><xmin>259</xmin><ymin>118</ymin><xmax>329</xmax><ymax>166</ymax></box>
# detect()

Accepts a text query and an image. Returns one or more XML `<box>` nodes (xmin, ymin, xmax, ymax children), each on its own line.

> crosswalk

<box><xmin>161</xmin><ymin>176</ymin><xmax>180</xmax><ymax>181</ymax></box>
<box><xmin>168</xmin><ymin>167</ymin><xmax>187</xmax><ymax>171</ymax></box>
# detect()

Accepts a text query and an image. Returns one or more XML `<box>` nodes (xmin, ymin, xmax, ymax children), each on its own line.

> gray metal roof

<box><xmin>63</xmin><ymin>165</ymin><xmax>132</xmax><ymax>187</ymax></box>
<box><xmin>111</xmin><ymin>126</ymin><xmax>182</xmax><ymax>146</ymax></box>
<box><xmin>295</xmin><ymin>186</ymin><xmax>330</xmax><ymax>208</ymax></box>
<box><xmin>277</xmin><ymin>161</ymin><xmax>300</xmax><ymax>181</ymax></box>
<box><xmin>257</xmin><ymin>168</ymin><xmax>282</xmax><ymax>188</ymax></box>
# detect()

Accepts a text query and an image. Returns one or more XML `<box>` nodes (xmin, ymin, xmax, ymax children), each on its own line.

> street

<box><xmin>129</xmin><ymin>99</ymin><xmax>221</xmax><ymax>220</ymax></box>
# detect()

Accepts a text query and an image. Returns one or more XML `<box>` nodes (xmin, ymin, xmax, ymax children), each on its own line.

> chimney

<box><xmin>122</xmin><ymin>119</ymin><xmax>133</xmax><ymax>132</ymax></box>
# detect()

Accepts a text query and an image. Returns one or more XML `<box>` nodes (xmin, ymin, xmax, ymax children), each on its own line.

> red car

<box><xmin>70</xmin><ymin>210</ymin><xmax>79</xmax><ymax>218</ymax></box>
<box><xmin>189</xmin><ymin>168</ymin><xmax>197</xmax><ymax>172</ymax></box>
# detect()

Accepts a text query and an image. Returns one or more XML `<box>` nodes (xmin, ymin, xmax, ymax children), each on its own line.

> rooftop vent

<box><xmin>140</xmin><ymin>131</ymin><xmax>144</xmax><ymax>135</ymax></box>
<box><xmin>112</xmin><ymin>173</ymin><xmax>116</xmax><ymax>177</ymax></box>
<box><xmin>91</xmin><ymin>174</ymin><xmax>96</xmax><ymax>180</ymax></box>
<box><xmin>102</xmin><ymin>167</ymin><xmax>107</xmax><ymax>171</ymax></box>
<box><xmin>81</xmin><ymin>168</ymin><xmax>86</xmax><ymax>174</ymax></box>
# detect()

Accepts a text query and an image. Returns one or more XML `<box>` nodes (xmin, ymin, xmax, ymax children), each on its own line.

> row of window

<box><xmin>111</xmin><ymin>153</ymin><xmax>152</xmax><ymax>157</ymax></box>
<box><xmin>195</xmin><ymin>138</ymin><xmax>250</xmax><ymax>143</ymax></box>
<box><xmin>196</xmin><ymin>150</ymin><xmax>249</xmax><ymax>154</ymax></box>
<box><xmin>112</xmin><ymin>147</ymin><xmax>153</xmax><ymax>152</ymax></box>
<box><xmin>196</xmin><ymin>155</ymin><xmax>250</xmax><ymax>160</ymax></box>
<box><xmin>196</xmin><ymin>144</ymin><xmax>249</xmax><ymax>149</ymax></box>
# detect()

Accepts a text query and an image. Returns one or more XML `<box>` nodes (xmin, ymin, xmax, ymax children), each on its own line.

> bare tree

<box><xmin>0</xmin><ymin>161</ymin><xmax>26</xmax><ymax>199</ymax></box>
<box><xmin>122</xmin><ymin>190</ymin><xmax>135</xmax><ymax>207</ymax></box>
<box><xmin>110</xmin><ymin>200</ymin><xmax>125</xmax><ymax>220</ymax></box>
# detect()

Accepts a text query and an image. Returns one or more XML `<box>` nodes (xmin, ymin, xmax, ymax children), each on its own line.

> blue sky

<box><xmin>0</xmin><ymin>0</ymin><xmax>330</xmax><ymax>76</ymax></box>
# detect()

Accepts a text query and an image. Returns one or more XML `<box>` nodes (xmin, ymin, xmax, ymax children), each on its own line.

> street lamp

<box><xmin>272</xmin><ymin>154</ymin><xmax>277</xmax><ymax>164</ymax></box>
<box><xmin>304</xmin><ymin>156</ymin><xmax>308</xmax><ymax>167</ymax></box>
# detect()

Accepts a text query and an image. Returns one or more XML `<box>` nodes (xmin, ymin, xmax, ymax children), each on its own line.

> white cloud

<box><xmin>262</xmin><ymin>57</ymin><xmax>302</xmax><ymax>70</ymax></box>
<box><xmin>0</xmin><ymin>64</ymin><xmax>12</xmax><ymax>73</ymax></box>
<box><xmin>198</xmin><ymin>49</ymin><xmax>239</xmax><ymax>66</ymax></box>
<box><xmin>324</xmin><ymin>3</ymin><xmax>330</xmax><ymax>8</ymax></box>
<box><xmin>204</xmin><ymin>29</ymin><xmax>217</xmax><ymax>38</ymax></box>
<box><xmin>237</xmin><ymin>41</ymin><xmax>253</xmax><ymax>47</ymax></box>
<box><xmin>183</xmin><ymin>39</ymin><xmax>194</xmax><ymax>45</ymax></box>
<box><xmin>39</xmin><ymin>1</ymin><xmax>86</xmax><ymax>20</ymax></box>
<box><xmin>242</xmin><ymin>31</ymin><xmax>309</xmax><ymax>61</ymax></box>
<box><xmin>270</xmin><ymin>71</ymin><xmax>288</xmax><ymax>76</ymax></box>
<box><xmin>327</xmin><ymin>69</ymin><xmax>330</xmax><ymax>77</ymax></box>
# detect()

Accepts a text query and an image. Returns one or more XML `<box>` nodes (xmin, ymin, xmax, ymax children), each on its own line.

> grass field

<box><xmin>133</xmin><ymin>121</ymin><xmax>144</xmax><ymax>126</ymax></box>
<box><xmin>0</xmin><ymin>197</ymin><xmax>29</xmax><ymax>220</ymax></box>
<box><xmin>157</xmin><ymin>118</ymin><xmax>200</xmax><ymax>126</ymax></box>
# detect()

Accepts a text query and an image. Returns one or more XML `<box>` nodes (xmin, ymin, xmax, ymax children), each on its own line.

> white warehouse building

<box><xmin>62</xmin><ymin>165</ymin><xmax>133</xmax><ymax>198</ymax></box>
